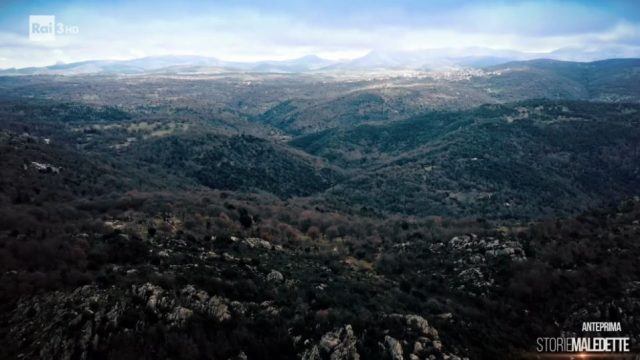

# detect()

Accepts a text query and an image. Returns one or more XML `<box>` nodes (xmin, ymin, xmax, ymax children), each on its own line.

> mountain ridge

<box><xmin>4</xmin><ymin>51</ymin><xmax>640</xmax><ymax>75</ymax></box>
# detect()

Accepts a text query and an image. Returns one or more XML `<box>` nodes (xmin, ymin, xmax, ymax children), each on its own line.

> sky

<box><xmin>1</xmin><ymin>0</ymin><xmax>640</xmax><ymax>68</ymax></box>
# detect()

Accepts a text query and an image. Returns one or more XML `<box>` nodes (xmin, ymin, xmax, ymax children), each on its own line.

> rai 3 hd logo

<box><xmin>29</xmin><ymin>15</ymin><xmax>79</xmax><ymax>41</ymax></box>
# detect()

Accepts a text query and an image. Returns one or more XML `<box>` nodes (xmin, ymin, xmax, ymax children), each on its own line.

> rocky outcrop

<box><xmin>303</xmin><ymin>324</ymin><xmax>360</xmax><ymax>360</ymax></box>
<box><xmin>447</xmin><ymin>234</ymin><xmax>526</xmax><ymax>261</ymax></box>
<box><xmin>8</xmin><ymin>285</ymin><xmax>122</xmax><ymax>360</ymax></box>
<box><xmin>7</xmin><ymin>283</ymin><xmax>238</xmax><ymax>360</ymax></box>
<box><xmin>243</xmin><ymin>237</ymin><xmax>284</xmax><ymax>251</ymax></box>
<box><xmin>457</xmin><ymin>267</ymin><xmax>493</xmax><ymax>288</ymax></box>
<box><xmin>179</xmin><ymin>284</ymin><xmax>231</xmax><ymax>322</ymax></box>
<box><xmin>384</xmin><ymin>335</ymin><xmax>403</xmax><ymax>360</ymax></box>
<box><xmin>299</xmin><ymin>315</ymin><xmax>467</xmax><ymax>360</ymax></box>
<box><xmin>267</xmin><ymin>269</ymin><xmax>284</xmax><ymax>284</ymax></box>
<box><xmin>167</xmin><ymin>306</ymin><xmax>193</xmax><ymax>326</ymax></box>
<box><xmin>132</xmin><ymin>282</ymin><xmax>174</xmax><ymax>312</ymax></box>
<box><xmin>426</xmin><ymin>234</ymin><xmax>527</xmax><ymax>294</ymax></box>
<box><xmin>384</xmin><ymin>314</ymin><xmax>447</xmax><ymax>359</ymax></box>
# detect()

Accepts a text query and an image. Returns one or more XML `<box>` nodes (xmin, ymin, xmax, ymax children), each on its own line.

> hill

<box><xmin>292</xmin><ymin>100</ymin><xmax>640</xmax><ymax>218</ymax></box>
<box><xmin>128</xmin><ymin>133</ymin><xmax>342</xmax><ymax>197</ymax></box>
<box><xmin>481</xmin><ymin>58</ymin><xmax>640</xmax><ymax>102</ymax></box>
<box><xmin>1</xmin><ymin>67</ymin><xmax>640</xmax><ymax>359</ymax></box>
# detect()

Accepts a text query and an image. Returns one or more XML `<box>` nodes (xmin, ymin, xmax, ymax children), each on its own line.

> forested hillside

<box><xmin>1</xmin><ymin>59</ymin><xmax>640</xmax><ymax>359</ymax></box>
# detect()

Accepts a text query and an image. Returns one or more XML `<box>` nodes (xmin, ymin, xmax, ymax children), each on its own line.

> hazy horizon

<box><xmin>4</xmin><ymin>48</ymin><xmax>640</xmax><ymax>71</ymax></box>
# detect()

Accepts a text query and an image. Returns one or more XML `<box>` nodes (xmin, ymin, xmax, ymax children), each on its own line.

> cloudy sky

<box><xmin>1</xmin><ymin>0</ymin><xmax>640</xmax><ymax>68</ymax></box>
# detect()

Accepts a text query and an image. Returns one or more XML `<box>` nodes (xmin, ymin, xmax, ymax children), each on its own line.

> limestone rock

<box><xmin>306</xmin><ymin>324</ymin><xmax>360</xmax><ymax>360</ymax></box>
<box><xmin>384</xmin><ymin>336</ymin><xmax>403</xmax><ymax>360</ymax></box>
<box><xmin>267</xmin><ymin>270</ymin><xmax>284</xmax><ymax>284</ymax></box>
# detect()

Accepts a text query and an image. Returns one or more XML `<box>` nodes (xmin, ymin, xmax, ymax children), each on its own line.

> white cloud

<box><xmin>0</xmin><ymin>3</ymin><xmax>639</xmax><ymax>68</ymax></box>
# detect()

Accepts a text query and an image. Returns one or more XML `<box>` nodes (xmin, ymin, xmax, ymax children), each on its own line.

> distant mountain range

<box><xmin>0</xmin><ymin>54</ymin><xmax>336</xmax><ymax>75</ymax></box>
<box><xmin>2</xmin><ymin>46</ymin><xmax>640</xmax><ymax>75</ymax></box>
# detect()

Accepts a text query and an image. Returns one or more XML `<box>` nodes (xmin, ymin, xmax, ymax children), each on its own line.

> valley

<box><xmin>1</xmin><ymin>58</ymin><xmax>640</xmax><ymax>359</ymax></box>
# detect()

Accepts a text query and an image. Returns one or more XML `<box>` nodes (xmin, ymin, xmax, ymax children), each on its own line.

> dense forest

<box><xmin>1</xmin><ymin>60</ymin><xmax>640</xmax><ymax>359</ymax></box>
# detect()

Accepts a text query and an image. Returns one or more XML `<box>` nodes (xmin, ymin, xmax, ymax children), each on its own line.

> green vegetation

<box><xmin>293</xmin><ymin>100</ymin><xmax>640</xmax><ymax>218</ymax></box>
<box><xmin>1</xmin><ymin>60</ymin><xmax>640</xmax><ymax>359</ymax></box>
